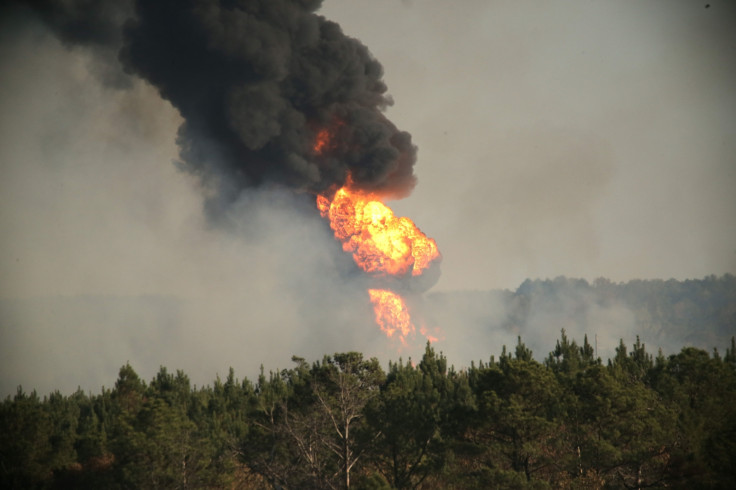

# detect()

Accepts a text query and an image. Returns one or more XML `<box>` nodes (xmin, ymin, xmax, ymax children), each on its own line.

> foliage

<box><xmin>1</xmin><ymin>337</ymin><xmax>735</xmax><ymax>488</ymax></box>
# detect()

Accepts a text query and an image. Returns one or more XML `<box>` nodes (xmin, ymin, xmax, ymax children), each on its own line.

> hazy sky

<box><xmin>321</xmin><ymin>0</ymin><xmax>736</xmax><ymax>291</ymax></box>
<box><xmin>1</xmin><ymin>0</ymin><xmax>735</xmax><ymax>395</ymax></box>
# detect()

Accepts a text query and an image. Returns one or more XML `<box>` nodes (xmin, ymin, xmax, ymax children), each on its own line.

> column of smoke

<box><xmin>21</xmin><ymin>0</ymin><xmax>418</xmax><ymax>201</ymax></box>
<box><xmin>12</xmin><ymin>0</ymin><xmax>440</xmax><ymax>353</ymax></box>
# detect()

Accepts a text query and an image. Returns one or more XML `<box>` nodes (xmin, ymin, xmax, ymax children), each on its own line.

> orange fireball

<box><xmin>313</xmin><ymin>125</ymin><xmax>441</xmax><ymax>348</ymax></box>
<box><xmin>317</xmin><ymin>186</ymin><xmax>440</xmax><ymax>278</ymax></box>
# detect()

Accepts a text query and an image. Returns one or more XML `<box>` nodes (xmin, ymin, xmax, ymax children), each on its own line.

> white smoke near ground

<box><xmin>415</xmin><ymin>291</ymin><xmax>512</xmax><ymax>365</ymax></box>
<box><xmin>517</xmin><ymin>285</ymin><xmax>638</xmax><ymax>362</ymax></box>
<box><xmin>418</xmin><ymin>278</ymin><xmax>711</xmax><ymax>370</ymax></box>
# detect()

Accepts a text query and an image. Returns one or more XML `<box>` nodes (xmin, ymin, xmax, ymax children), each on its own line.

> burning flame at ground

<box><xmin>314</xmin><ymin>128</ymin><xmax>441</xmax><ymax>347</ymax></box>
<box><xmin>368</xmin><ymin>289</ymin><xmax>413</xmax><ymax>344</ymax></box>
<box><xmin>367</xmin><ymin>289</ymin><xmax>441</xmax><ymax>347</ymax></box>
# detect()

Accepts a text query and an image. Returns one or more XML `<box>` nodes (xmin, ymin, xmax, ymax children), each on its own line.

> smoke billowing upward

<box><xmin>18</xmin><ymin>0</ymin><xmax>417</xmax><ymax>216</ymax></box>
<box><xmin>4</xmin><ymin>0</ymin><xmax>436</xmax><ymax>357</ymax></box>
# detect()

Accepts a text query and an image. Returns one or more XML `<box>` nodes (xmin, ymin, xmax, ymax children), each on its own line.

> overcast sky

<box><xmin>1</xmin><ymin>0</ymin><xmax>734</xmax><ymax>395</ymax></box>
<box><xmin>322</xmin><ymin>0</ymin><xmax>736</xmax><ymax>291</ymax></box>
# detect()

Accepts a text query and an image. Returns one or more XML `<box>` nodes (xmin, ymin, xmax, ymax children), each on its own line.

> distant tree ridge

<box><xmin>425</xmin><ymin>273</ymin><xmax>736</xmax><ymax>357</ymax></box>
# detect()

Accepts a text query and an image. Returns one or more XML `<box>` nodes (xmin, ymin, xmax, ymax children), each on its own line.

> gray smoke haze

<box><xmin>2</xmin><ymin>1</ymin><xmax>735</xmax><ymax>396</ymax></box>
<box><xmin>0</xmin><ymin>1</ymin><xmax>430</xmax><ymax>396</ymax></box>
<box><xmin>0</xmin><ymin>8</ymin><xmax>385</xmax><ymax>396</ymax></box>
<box><xmin>417</xmin><ymin>290</ymin><xmax>636</xmax><ymax>366</ymax></box>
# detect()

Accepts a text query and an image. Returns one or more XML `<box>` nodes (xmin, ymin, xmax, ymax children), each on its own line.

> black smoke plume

<box><xmin>14</xmin><ymin>0</ymin><xmax>417</xmax><ymax>215</ymax></box>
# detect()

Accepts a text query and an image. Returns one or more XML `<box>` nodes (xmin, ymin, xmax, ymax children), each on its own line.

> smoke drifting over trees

<box><xmin>422</xmin><ymin>274</ymin><xmax>736</xmax><ymax>365</ymax></box>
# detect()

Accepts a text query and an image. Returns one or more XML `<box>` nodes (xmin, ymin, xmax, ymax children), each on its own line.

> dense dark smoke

<box><xmin>14</xmin><ymin>0</ymin><xmax>417</xmax><ymax>215</ymax></box>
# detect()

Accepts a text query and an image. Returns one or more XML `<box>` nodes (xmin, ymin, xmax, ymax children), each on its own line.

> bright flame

<box><xmin>314</xmin><ymin>126</ymin><xmax>441</xmax><ymax>348</ymax></box>
<box><xmin>368</xmin><ymin>289</ymin><xmax>413</xmax><ymax>345</ymax></box>
<box><xmin>368</xmin><ymin>289</ymin><xmax>440</xmax><ymax>346</ymax></box>
<box><xmin>317</xmin><ymin>186</ymin><xmax>440</xmax><ymax>277</ymax></box>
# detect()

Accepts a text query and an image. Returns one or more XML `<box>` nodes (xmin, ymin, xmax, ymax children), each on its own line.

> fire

<box><xmin>368</xmin><ymin>289</ymin><xmax>413</xmax><ymax>344</ymax></box>
<box><xmin>313</xmin><ymin>128</ymin><xmax>331</xmax><ymax>154</ymax></box>
<box><xmin>317</xmin><ymin>186</ymin><xmax>440</xmax><ymax>277</ymax></box>
<box><xmin>314</xmin><ymin>128</ymin><xmax>441</xmax><ymax>348</ymax></box>
<box><xmin>368</xmin><ymin>289</ymin><xmax>440</xmax><ymax>346</ymax></box>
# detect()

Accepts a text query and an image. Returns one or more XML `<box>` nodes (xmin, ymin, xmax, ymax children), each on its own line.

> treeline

<box><xmin>426</xmin><ymin>273</ymin><xmax>736</xmax><ymax>354</ymax></box>
<box><xmin>510</xmin><ymin>275</ymin><xmax>736</xmax><ymax>346</ymax></box>
<box><xmin>2</xmin><ymin>334</ymin><xmax>736</xmax><ymax>489</ymax></box>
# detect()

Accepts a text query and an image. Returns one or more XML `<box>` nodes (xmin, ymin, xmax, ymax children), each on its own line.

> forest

<box><xmin>424</xmin><ymin>274</ymin><xmax>736</xmax><ymax>360</ymax></box>
<box><xmin>2</xmin><ymin>331</ymin><xmax>736</xmax><ymax>489</ymax></box>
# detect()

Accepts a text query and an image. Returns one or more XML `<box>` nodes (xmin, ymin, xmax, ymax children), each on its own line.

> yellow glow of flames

<box><xmin>317</xmin><ymin>187</ymin><xmax>440</xmax><ymax>277</ymax></box>
<box><xmin>313</xmin><ymin>124</ymin><xmax>441</xmax><ymax>347</ymax></box>
<box><xmin>368</xmin><ymin>288</ymin><xmax>413</xmax><ymax>345</ymax></box>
